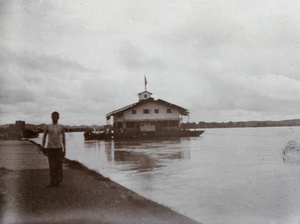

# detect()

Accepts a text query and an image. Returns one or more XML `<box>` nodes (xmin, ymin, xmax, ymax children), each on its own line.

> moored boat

<box><xmin>84</xmin><ymin>130</ymin><xmax>113</xmax><ymax>140</ymax></box>
<box><xmin>83</xmin><ymin>129</ymin><xmax>204</xmax><ymax>140</ymax></box>
<box><xmin>180</xmin><ymin>129</ymin><xmax>205</xmax><ymax>137</ymax></box>
<box><xmin>113</xmin><ymin>129</ymin><xmax>204</xmax><ymax>139</ymax></box>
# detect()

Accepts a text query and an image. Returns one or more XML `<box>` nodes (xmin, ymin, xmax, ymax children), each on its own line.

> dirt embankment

<box><xmin>0</xmin><ymin>140</ymin><xmax>201</xmax><ymax>224</ymax></box>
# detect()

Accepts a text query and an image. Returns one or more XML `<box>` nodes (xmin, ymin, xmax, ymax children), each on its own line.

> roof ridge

<box><xmin>106</xmin><ymin>98</ymin><xmax>189</xmax><ymax>117</ymax></box>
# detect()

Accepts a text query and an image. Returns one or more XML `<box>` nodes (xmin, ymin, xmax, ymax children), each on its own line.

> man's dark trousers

<box><xmin>47</xmin><ymin>148</ymin><xmax>63</xmax><ymax>185</ymax></box>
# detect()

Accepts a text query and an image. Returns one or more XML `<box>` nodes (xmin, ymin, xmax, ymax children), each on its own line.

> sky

<box><xmin>1</xmin><ymin>0</ymin><xmax>300</xmax><ymax>126</ymax></box>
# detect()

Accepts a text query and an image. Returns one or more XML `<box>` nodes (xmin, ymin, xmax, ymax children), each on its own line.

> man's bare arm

<box><xmin>62</xmin><ymin>127</ymin><xmax>66</xmax><ymax>156</ymax></box>
<box><xmin>42</xmin><ymin>126</ymin><xmax>48</xmax><ymax>156</ymax></box>
<box><xmin>42</xmin><ymin>126</ymin><xmax>48</xmax><ymax>148</ymax></box>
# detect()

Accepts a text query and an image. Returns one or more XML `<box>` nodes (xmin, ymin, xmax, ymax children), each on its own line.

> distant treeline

<box><xmin>0</xmin><ymin>123</ymin><xmax>111</xmax><ymax>133</ymax></box>
<box><xmin>2</xmin><ymin>119</ymin><xmax>300</xmax><ymax>134</ymax></box>
<box><xmin>181</xmin><ymin>119</ymin><xmax>300</xmax><ymax>129</ymax></box>
<box><xmin>64</xmin><ymin>125</ymin><xmax>112</xmax><ymax>133</ymax></box>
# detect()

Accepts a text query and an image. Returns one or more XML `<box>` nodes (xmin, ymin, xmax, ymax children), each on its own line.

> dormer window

<box><xmin>138</xmin><ymin>91</ymin><xmax>152</xmax><ymax>101</ymax></box>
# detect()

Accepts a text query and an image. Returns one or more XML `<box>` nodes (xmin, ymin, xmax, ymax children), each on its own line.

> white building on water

<box><xmin>106</xmin><ymin>90</ymin><xmax>191</xmax><ymax>138</ymax></box>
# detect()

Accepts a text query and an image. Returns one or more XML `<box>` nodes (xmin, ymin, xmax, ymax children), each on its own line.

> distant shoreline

<box><xmin>182</xmin><ymin>119</ymin><xmax>300</xmax><ymax>129</ymax></box>
<box><xmin>1</xmin><ymin>118</ymin><xmax>300</xmax><ymax>133</ymax></box>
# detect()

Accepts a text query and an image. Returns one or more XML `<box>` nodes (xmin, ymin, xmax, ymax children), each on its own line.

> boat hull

<box><xmin>84</xmin><ymin>130</ymin><xmax>204</xmax><ymax>140</ymax></box>
<box><xmin>84</xmin><ymin>131</ymin><xmax>113</xmax><ymax>140</ymax></box>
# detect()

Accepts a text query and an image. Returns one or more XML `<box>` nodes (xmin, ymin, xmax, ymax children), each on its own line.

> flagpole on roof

<box><xmin>144</xmin><ymin>75</ymin><xmax>147</xmax><ymax>91</ymax></box>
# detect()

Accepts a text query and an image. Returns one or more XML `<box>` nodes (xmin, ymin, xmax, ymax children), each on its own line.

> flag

<box><xmin>144</xmin><ymin>75</ymin><xmax>147</xmax><ymax>90</ymax></box>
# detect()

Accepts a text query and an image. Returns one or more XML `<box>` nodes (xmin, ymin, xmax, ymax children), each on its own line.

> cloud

<box><xmin>1</xmin><ymin>0</ymin><xmax>300</xmax><ymax>125</ymax></box>
<box><xmin>0</xmin><ymin>45</ymin><xmax>97</xmax><ymax>74</ymax></box>
<box><xmin>187</xmin><ymin>73</ymin><xmax>300</xmax><ymax>122</ymax></box>
<box><xmin>118</xmin><ymin>40</ymin><xmax>166</xmax><ymax>71</ymax></box>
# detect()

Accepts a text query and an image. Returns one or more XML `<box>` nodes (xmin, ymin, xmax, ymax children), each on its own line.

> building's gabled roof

<box><xmin>138</xmin><ymin>90</ymin><xmax>152</xmax><ymax>95</ymax></box>
<box><xmin>106</xmin><ymin>98</ymin><xmax>189</xmax><ymax>119</ymax></box>
<box><xmin>156</xmin><ymin>99</ymin><xmax>190</xmax><ymax>116</ymax></box>
<box><xmin>106</xmin><ymin>98</ymin><xmax>153</xmax><ymax>119</ymax></box>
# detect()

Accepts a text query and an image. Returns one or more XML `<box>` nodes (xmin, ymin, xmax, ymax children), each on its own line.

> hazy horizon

<box><xmin>2</xmin><ymin>117</ymin><xmax>300</xmax><ymax>127</ymax></box>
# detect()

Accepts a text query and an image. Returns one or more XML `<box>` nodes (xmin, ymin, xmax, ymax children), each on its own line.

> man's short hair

<box><xmin>52</xmin><ymin>111</ymin><xmax>59</xmax><ymax>116</ymax></box>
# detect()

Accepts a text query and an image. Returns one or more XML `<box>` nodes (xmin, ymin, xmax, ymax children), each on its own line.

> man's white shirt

<box><xmin>44</xmin><ymin>124</ymin><xmax>64</xmax><ymax>148</ymax></box>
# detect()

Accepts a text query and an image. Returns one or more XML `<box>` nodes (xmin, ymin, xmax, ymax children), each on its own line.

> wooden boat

<box><xmin>180</xmin><ymin>130</ymin><xmax>205</xmax><ymax>137</ymax></box>
<box><xmin>84</xmin><ymin>130</ymin><xmax>113</xmax><ymax>140</ymax></box>
<box><xmin>84</xmin><ymin>129</ymin><xmax>204</xmax><ymax>140</ymax></box>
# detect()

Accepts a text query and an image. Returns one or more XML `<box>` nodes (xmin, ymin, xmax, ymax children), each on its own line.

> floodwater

<box><xmin>33</xmin><ymin>127</ymin><xmax>300</xmax><ymax>224</ymax></box>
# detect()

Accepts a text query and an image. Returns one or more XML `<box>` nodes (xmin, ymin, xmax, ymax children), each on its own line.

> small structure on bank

<box><xmin>0</xmin><ymin>121</ymin><xmax>39</xmax><ymax>140</ymax></box>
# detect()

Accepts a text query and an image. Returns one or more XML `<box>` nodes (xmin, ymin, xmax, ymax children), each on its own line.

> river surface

<box><xmin>33</xmin><ymin>127</ymin><xmax>300</xmax><ymax>224</ymax></box>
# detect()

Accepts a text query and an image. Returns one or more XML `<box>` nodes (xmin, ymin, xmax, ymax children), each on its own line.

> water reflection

<box><xmin>113</xmin><ymin>138</ymin><xmax>182</xmax><ymax>150</ymax></box>
<box><xmin>104</xmin><ymin>140</ymin><xmax>114</xmax><ymax>162</ymax></box>
<box><xmin>114</xmin><ymin>150</ymin><xmax>161</xmax><ymax>172</ymax></box>
<box><xmin>82</xmin><ymin>138</ymin><xmax>191</xmax><ymax>173</ymax></box>
<box><xmin>84</xmin><ymin>140</ymin><xmax>114</xmax><ymax>161</ymax></box>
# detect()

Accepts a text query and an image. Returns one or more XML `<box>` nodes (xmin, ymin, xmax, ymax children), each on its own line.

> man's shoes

<box><xmin>46</xmin><ymin>181</ymin><xmax>62</xmax><ymax>188</ymax></box>
<box><xmin>46</xmin><ymin>183</ymin><xmax>55</xmax><ymax>188</ymax></box>
<box><xmin>54</xmin><ymin>182</ymin><xmax>62</xmax><ymax>187</ymax></box>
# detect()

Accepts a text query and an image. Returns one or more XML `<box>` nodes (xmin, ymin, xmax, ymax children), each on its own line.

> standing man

<box><xmin>42</xmin><ymin>111</ymin><xmax>66</xmax><ymax>187</ymax></box>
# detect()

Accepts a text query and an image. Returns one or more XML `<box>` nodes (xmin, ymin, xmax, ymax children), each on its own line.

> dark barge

<box><xmin>84</xmin><ymin>129</ymin><xmax>204</xmax><ymax>140</ymax></box>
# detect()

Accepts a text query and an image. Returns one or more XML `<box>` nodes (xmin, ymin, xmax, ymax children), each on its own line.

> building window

<box><xmin>143</xmin><ymin>109</ymin><xmax>150</xmax><ymax>114</ymax></box>
<box><xmin>155</xmin><ymin>109</ymin><xmax>159</xmax><ymax>114</ymax></box>
<box><xmin>144</xmin><ymin>95</ymin><xmax>147</xmax><ymax>98</ymax></box>
<box><xmin>159</xmin><ymin>121</ymin><xmax>168</xmax><ymax>127</ymax></box>
<box><xmin>132</xmin><ymin>109</ymin><xmax>136</xmax><ymax>114</ymax></box>
<box><xmin>117</xmin><ymin>122</ymin><xmax>123</xmax><ymax>129</ymax></box>
<box><xmin>167</xmin><ymin>108</ymin><xmax>172</xmax><ymax>113</ymax></box>
<box><xmin>126</xmin><ymin>122</ymin><xmax>135</xmax><ymax>128</ymax></box>
<box><xmin>169</xmin><ymin>120</ymin><xmax>179</xmax><ymax>126</ymax></box>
